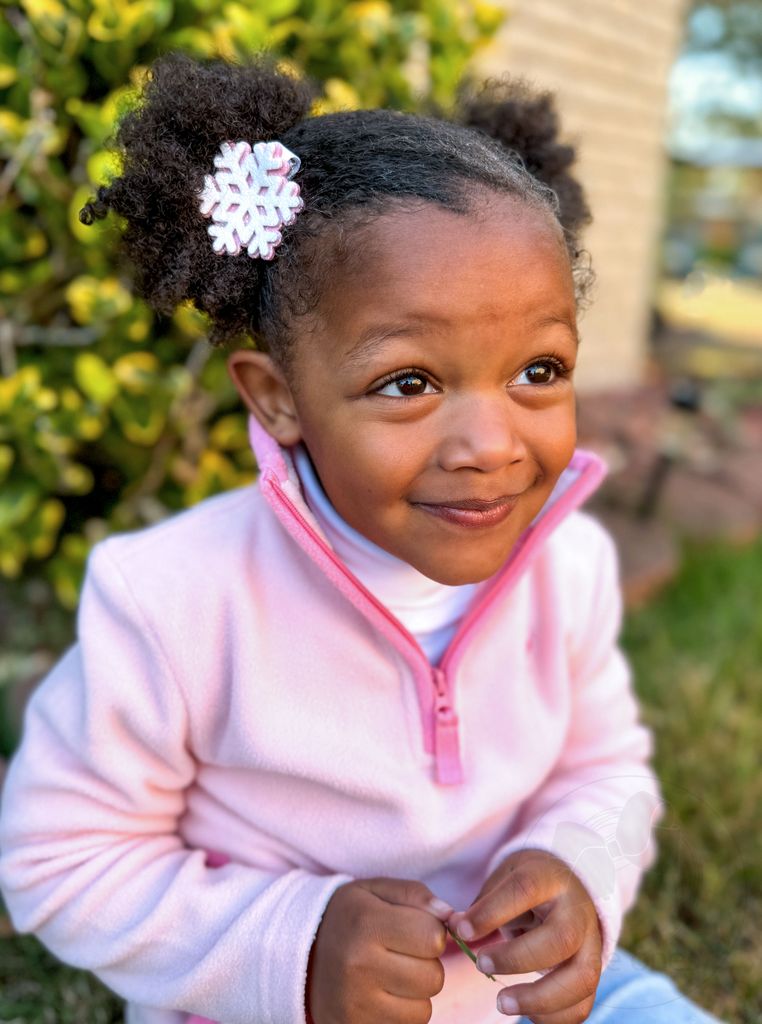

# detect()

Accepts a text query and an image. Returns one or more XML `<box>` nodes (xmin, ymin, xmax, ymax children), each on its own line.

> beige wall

<box><xmin>474</xmin><ymin>0</ymin><xmax>688</xmax><ymax>392</ymax></box>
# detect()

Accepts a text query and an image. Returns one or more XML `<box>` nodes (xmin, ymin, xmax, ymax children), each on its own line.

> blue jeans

<box><xmin>518</xmin><ymin>946</ymin><xmax>725</xmax><ymax>1023</ymax></box>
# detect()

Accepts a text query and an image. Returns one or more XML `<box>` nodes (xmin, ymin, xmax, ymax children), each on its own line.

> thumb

<box><xmin>356</xmin><ymin>876</ymin><xmax>454</xmax><ymax>921</ymax></box>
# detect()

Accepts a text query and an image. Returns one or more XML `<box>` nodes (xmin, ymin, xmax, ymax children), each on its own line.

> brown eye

<box><xmin>396</xmin><ymin>374</ymin><xmax>427</xmax><ymax>396</ymax></box>
<box><xmin>376</xmin><ymin>373</ymin><xmax>435</xmax><ymax>397</ymax></box>
<box><xmin>525</xmin><ymin>362</ymin><xmax>554</xmax><ymax>384</ymax></box>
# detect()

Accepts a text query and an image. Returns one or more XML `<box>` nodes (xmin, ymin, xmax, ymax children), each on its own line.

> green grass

<box><xmin>0</xmin><ymin>928</ymin><xmax>123</xmax><ymax>1023</ymax></box>
<box><xmin>619</xmin><ymin>536</ymin><xmax>762</xmax><ymax>1023</ymax></box>
<box><xmin>1</xmin><ymin>537</ymin><xmax>760</xmax><ymax>1022</ymax></box>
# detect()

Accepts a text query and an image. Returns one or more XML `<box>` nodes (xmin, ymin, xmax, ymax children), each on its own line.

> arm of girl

<box><xmin>449</xmin><ymin>516</ymin><xmax>665</xmax><ymax>1020</ymax></box>
<box><xmin>0</xmin><ymin>540</ymin><xmax>355</xmax><ymax>1024</ymax></box>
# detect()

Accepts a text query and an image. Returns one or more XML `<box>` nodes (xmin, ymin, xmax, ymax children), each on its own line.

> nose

<box><xmin>436</xmin><ymin>392</ymin><xmax>529</xmax><ymax>473</ymax></box>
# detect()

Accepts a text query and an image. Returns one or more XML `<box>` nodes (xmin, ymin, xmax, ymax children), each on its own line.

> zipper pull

<box><xmin>432</xmin><ymin>668</ymin><xmax>463</xmax><ymax>785</ymax></box>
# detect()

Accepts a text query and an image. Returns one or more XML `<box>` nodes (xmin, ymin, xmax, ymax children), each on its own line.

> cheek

<box><xmin>523</xmin><ymin>397</ymin><xmax>577</xmax><ymax>467</ymax></box>
<box><xmin>551</xmin><ymin>405</ymin><xmax>578</xmax><ymax>462</ymax></box>
<box><xmin>306</xmin><ymin>417</ymin><xmax>422</xmax><ymax>514</ymax></box>
<box><xmin>352</xmin><ymin>415</ymin><xmax>429</xmax><ymax>464</ymax></box>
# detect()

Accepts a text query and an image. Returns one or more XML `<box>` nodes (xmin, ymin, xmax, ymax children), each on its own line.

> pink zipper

<box><xmin>263</xmin><ymin>474</ymin><xmax>429</xmax><ymax>665</ymax></box>
<box><xmin>261</xmin><ymin>452</ymin><xmax>605</xmax><ymax>786</ymax></box>
<box><xmin>264</xmin><ymin>473</ymin><xmax>463</xmax><ymax>783</ymax></box>
<box><xmin>438</xmin><ymin>454</ymin><xmax>607</xmax><ymax>676</ymax></box>
<box><xmin>432</xmin><ymin>667</ymin><xmax>462</xmax><ymax>784</ymax></box>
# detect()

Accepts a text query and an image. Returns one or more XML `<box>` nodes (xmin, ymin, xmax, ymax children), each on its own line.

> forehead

<box><xmin>315</xmin><ymin>196</ymin><xmax>574</xmax><ymax>350</ymax></box>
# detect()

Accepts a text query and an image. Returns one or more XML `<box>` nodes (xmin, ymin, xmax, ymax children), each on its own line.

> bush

<box><xmin>0</xmin><ymin>0</ymin><xmax>506</xmax><ymax>619</ymax></box>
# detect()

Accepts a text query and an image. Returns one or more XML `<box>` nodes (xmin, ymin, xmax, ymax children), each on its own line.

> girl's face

<box><xmin>230</xmin><ymin>196</ymin><xmax>579</xmax><ymax>586</ymax></box>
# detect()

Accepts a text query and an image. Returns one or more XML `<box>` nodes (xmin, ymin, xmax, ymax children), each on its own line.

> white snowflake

<box><xmin>198</xmin><ymin>140</ymin><xmax>303</xmax><ymax>260</ymax></box>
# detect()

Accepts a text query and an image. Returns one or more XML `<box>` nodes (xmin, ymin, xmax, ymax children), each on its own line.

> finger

<box><xmin>517</xmin><ymin>994</ymin><xmax>597</xmax><ymax>1024</ymax></box>
<box><xmin>376</xmin><ymin>902</ymin><xmax>449</xmax><ymax>959</ymax></box>
<box><xmin>479</xmin><ymin>914</ymin><xmax>586</xmax><ymax>975</ymax></box>
<box><xmin>375</xmin><ymin>988</ymin><xmax>437</xmax><ymax>1024</ymax></box>
<box><xmin>451</xmin><ymin>865</ymin><xmax>563</xmax><ymax>942</ymax></box>
<box><xmin>382</xmin><ymin>948</ymin><xmax>446</xmax><ymax>1000</ymax></box>
<box><xmin>358</xmin><ymin>876</ymin><xmax>454</xmax><ymax>920</ymax></box>
<box><xmin>496</xmin><ymin>949</ymin><xmax>602</xmax><ymax>1020</ymax></box>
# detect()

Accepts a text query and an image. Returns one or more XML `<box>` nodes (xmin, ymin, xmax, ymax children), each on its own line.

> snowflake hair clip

<box><xmin>198</xmin><ymin>139</ymin><xmax>303</xmax><ymax>260</ymax></box>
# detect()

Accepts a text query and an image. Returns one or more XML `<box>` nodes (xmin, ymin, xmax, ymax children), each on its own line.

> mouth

<box><xmin>411</xmin><ymin>495</ymin><xmax>520</xmax><ymax>529</ymax></box>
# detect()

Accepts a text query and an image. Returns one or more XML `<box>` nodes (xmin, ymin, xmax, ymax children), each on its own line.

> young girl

<box><xmin>0</xmin><ymin>52</ymin><xmax>724</xmax><ymax>1024</ymax></box>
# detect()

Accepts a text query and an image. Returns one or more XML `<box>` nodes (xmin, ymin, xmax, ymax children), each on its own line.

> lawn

<box><xmin>0</xmin><ymin>535</ymin><xmax>760</xmax><ymax>1023</ymax></box>
<box><xmin>618</xmin><ymin>536</ymin><xmax>762</xmax><ymax>1023</ymax></box>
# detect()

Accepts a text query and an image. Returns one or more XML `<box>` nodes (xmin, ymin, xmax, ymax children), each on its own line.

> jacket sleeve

<box><xmin>0</xmin><ymin>540</ymin><xmax>354</xmax><ymax>1024</ymax></box>
<box><xmin>484</xmin><ymin>520</ymin><xmax>664</xmax><ymax>975</ymax></box>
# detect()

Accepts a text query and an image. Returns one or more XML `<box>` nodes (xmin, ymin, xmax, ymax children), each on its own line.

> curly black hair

<box><xmin>80</xmin><ymin>51</ymin><xmax>593</xmax><ymax>368</ymax></box>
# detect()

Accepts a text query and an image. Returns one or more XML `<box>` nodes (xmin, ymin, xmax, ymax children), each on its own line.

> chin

<box><xmin>412</xmin><ymin>531</ymin><xmax>524</xmax><ymax>585</ymax></box>
<box><xmin>415</xmin><ymin>556</ymin><xmax>505</xmax><ymax>587</ymax></box>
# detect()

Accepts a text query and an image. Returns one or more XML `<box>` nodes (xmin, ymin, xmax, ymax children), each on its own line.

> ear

<box><xmin>226</xmin><ymin>350</ymin><xmax>302</xmax><ymax>447</ymax></box>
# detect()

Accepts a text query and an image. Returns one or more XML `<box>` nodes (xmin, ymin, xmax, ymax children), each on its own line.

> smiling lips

<box><xmin>412</xmin><ymin>495</ymin><xmax>520</xmax><ymax>528</ymax></box>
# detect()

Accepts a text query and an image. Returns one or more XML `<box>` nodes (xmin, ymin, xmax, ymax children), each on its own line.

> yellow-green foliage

<box><xmin>0</xmin><ymin>0</ymin><xmax>505</xmax><ymax>609</ymax></box>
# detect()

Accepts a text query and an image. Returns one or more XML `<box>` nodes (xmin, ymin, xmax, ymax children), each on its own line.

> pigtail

<box><xmin>79</xmin><ymin>51</ymin><xmax>316</xmax><ymax>346</ymax></box>
<box><xmin>454</xmin><ymin>75</ymin><xmax>592</xmax><ymax>253</ymax></box>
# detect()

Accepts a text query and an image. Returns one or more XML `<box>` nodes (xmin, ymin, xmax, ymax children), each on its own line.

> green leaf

<box><xmin>74</xmin><ymin>352</ymin><xmax>119</xmax><ymax>405</ymax></box>
<box><xmin>0</xmin><ymin>480</ymin><xmax>41</xmax><ymax>531</ymax></box>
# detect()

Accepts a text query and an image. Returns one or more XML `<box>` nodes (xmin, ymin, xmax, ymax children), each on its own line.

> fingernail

<box><xmin>497</xmin><ymin>991</ymin><xmax>520</xmax><ymax>1015</ymax></box>
<box><xmin>428</xmin><ymin>898</ymin><xmax>454</xmax><ymax>917</ymax></box>
<box><xmin>456</xmin><ymin>919</ymin><xmax>474</xmax><ymax>940</ymax></box>
<box><xmin>477</xmin><ymin>954</ymin><xmax>495</xmax><ymax>975</ymax></box>
<box><xmin>498</xmin><ymin>993</ymin><xmax>520</xmax><ymax>1014</ymax></box>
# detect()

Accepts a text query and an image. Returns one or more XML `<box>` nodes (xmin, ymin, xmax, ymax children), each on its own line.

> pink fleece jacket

<box><xmin>0</xmin><ymin>414</ymin><xmax>664</xmax><ymax>1024</ymax></box>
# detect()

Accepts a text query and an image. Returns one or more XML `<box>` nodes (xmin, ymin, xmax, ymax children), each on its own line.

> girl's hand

<box><xmin>448</xmin><ymin>849</ymin><xmax>603</xmax><ymax>1024</ymax></box>
<box><xmin>307</xmin><ymin>876</ymin><xmax>451</xmax><ymax>1024</ymax></box>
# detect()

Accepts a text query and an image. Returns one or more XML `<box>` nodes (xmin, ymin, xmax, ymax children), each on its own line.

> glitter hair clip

<box><xmin>198</xmin><ymin>139</ymin><xmax>303</xmax><ymax>260</ymax></box>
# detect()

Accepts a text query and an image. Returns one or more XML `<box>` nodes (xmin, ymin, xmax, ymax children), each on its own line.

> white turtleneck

<box><xmin>292</xmin><ymin>443</ymin><xmax>484</xmax><ymax>664</ymax></box>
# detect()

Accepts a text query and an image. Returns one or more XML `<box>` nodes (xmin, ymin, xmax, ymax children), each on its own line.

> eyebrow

<box><xmin>343</xmin><ymin>318</ymin><xmax>440</xmax><ymax>367</ymax></box>
<box><xmin>343</xmin><ymin>311</ymin><xmax>579</xmax><ymax>366</ymax></box>
<box><xmin>536</xmin><ymin>313</ymin><xmax>580</xmax><ymax>344</ymax></box>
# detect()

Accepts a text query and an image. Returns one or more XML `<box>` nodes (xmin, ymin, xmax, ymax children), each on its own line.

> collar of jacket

<box><xmin>247</xmin><ymin>413</ymin><xmax>608</xmax><ymax>786</ymax></box>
